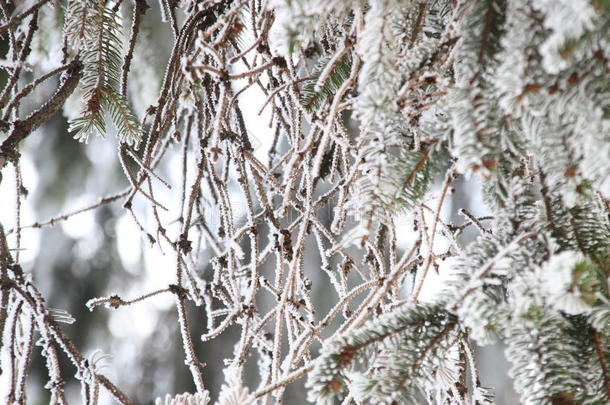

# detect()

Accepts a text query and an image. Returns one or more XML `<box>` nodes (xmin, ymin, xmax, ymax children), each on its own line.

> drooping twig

<box><xmin>0</xmin><ymin>60</ymin><xmax>82</xmax><ymax>165</ymax></box>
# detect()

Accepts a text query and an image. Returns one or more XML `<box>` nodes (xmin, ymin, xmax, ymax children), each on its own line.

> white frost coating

<box><xmin>507</xmin><ymin>252</ymin><xmax>587</xmax><ymax>328</ymax></box>
<box><xmin>588</xmin><ymin>301</ymin><xmax>610</xmax><ymax>333</ymax></box>
<box><xmin>354</xmin><ymin>0</ymin><xmax>401</xmax><ymax>126</ymax></box>
<box><xmin>48</xmin><ymin>308</ymin><xmax>76</xmax><ymax>324</ymax></box>
<box><xmin>488</xmin><ymin>0</ymin><xmax>609</xmax><ymax>207</ymax></box>
<box><xmin>510</xmin><ymin>270</ymin><xmax>545</xmax><ymax>320</ymax></box>
<box><xmin>347</xmin><ymin>0</ymin><xmax>406</xmax><ymax>229</ymax></box>
<box><xmin>229</xmin><ymin>239</ymin><xmax>245</xmax><ymax>260</ymax></box>
<box><xmin>345</xmin><ymin>370</ymin><xmax>375</xmax><ymax>403</ymax></box>
<box><xmin>155</xmin><ymin>392</ymin><xmax>210</xmax><ymax>405</ymax></box>
<box><xmin>540</xmin><ymin>251</ymin><xmax>592</xmax><ymax>315</ymax></box>
<box><xmin>532</xmin><ymin>0</ymin><xmax>597</xmax><ymax>74</ymax></box>
<box><xmin>431</xmin><ymin>343</ymin><xmax>460</xmax><ymax>390</ymax></box>
<box><xmin>266</xmin><ymin>0</ymin><xmax>352</xmax><ymax>56</ymax></box>
<box><xmin>217</xmin><ymin>365</ymin><xmax>255</xmax><ymax>405</ymax></box>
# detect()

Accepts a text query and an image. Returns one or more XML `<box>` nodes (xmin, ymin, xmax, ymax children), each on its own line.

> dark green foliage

<box><xmin>506</xmin><ymin>312</ymin><xmax>591</xmax><ymax>405</ymax></box>
<box><xmin>65</xmin><ymin>0</ymin><xmax>141</xmax><ymax>145</ymax></box>
<box><xmin>307</xmin><ymin>304</ymin><xmax>458</xmax><ymax>404</ymax></box>
<box><xmin>300</xmin><ymin>54</ymin><xmax>352</xmax><ymax>112</ymax></box>
<box><xmin>392</xmin><ymin>143</ymin><xmax>448</xmax><ymax>213</ymax></box>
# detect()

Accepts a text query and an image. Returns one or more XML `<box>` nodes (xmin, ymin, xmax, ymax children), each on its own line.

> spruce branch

<box><xmin>65</xmin><ymin>0</ymin><xmax>142</xmax><ymax>145</ymax></box>
<box><xmin>307</xmin><ymin>304</ymin><xmax>457</xmax><ymax>403</ymax></box>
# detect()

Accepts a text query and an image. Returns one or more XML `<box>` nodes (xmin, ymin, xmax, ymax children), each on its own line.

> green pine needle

<box><xmin>300</xmin><ymin>54</ymin><xmax>352</xmax><ymax>112</ymax></box>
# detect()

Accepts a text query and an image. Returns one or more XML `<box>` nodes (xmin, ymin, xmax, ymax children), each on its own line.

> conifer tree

<box><xmin>0</xmin><ymin>0</ymin><xmax>608</xmax><ymax>404</ymax></box>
